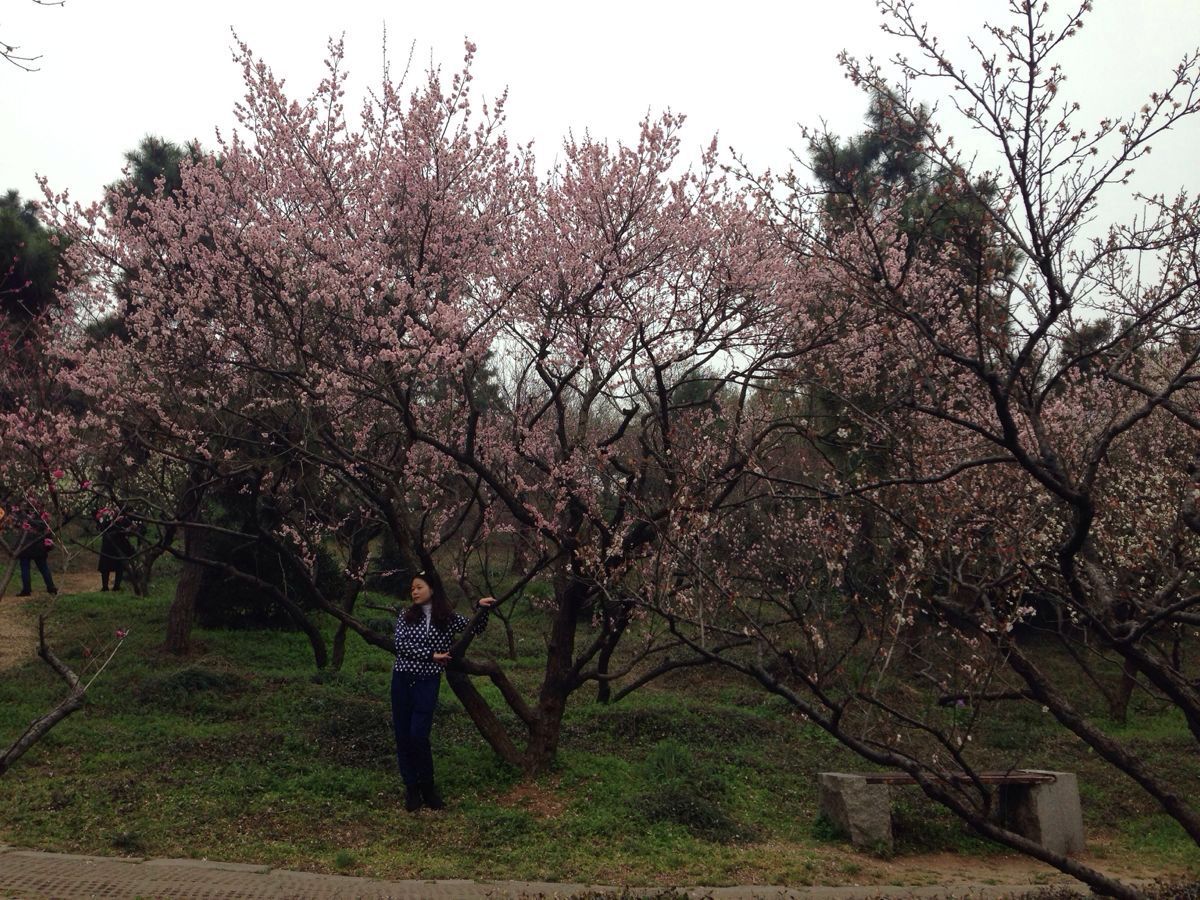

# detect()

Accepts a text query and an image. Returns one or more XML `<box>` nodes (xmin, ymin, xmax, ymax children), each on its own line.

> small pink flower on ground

<box><xmin>42</xmin><ymin>538</ymin><xmax>53</xmax><ymax>547</ymax></box>
<box><xmin>115</xmin><ymin>628</ymin><xmax>128</xmax><ymax>639</ymax></box>
<box><xmin>51</xmin><ymin>469</ymin><xmax>65</xmax><ymax>479</ymax></box>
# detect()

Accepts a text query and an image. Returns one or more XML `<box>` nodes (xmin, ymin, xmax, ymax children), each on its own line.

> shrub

<box><xmin>195</xmin><ymin>536</ymin><xmax>346</xmax><ymax>631</ymax></box>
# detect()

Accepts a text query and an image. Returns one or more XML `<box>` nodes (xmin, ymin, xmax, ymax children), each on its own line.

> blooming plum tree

<box><xmin>49</xmin><ymin>39</ymin><xmax>805</xmax><ymax>772</ymax></box>
<box><xmin>666</xmin><ymin>2</ymin><xmax>1200</xmax><ymax>895</ymax></box>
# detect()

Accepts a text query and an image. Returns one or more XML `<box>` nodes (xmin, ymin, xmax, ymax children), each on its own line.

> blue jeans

<box><xmin>19</xmin><ymin>557</ymin><xmax>56</xmax><ymax>594</ymax></box>
<box><xmin>391</xmin><ymin>671</ymin><xmax>440</xmax><ymax>786</ymax></box>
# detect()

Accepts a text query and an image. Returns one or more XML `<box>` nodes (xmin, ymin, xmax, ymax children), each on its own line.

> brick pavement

<box><xmin>0</xmin><ymin>845</ymin><xmax>1087</xmax><ymax>899</ymax></box>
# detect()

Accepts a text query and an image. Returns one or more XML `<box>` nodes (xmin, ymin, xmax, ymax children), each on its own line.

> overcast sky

<box><xmin>4</xmin><ymin>0</ymin><xmax>1199</xmax><ymax>214</ymax></box>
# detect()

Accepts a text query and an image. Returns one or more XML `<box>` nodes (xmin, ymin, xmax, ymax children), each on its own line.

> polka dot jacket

<box><xmin>392</xmin><ymin>605</ymin><xmax>490</xmax><ymax>676</ymax></box>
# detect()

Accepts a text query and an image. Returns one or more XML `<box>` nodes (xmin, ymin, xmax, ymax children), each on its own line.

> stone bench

<box><xmin>817</xmin><ymin>770</ymin><xmax>1084</xmax><ymax>855</ymax></box>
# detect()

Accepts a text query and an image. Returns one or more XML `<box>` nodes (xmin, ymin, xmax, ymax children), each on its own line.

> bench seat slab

<box><xmin>817</xmin><ymin>770</ymin><xmax>1085</xmax><ymax>857</ymax></box>
<box><xmin>998</xmin><ymin>770</ymin><xmax>1085</xmax><ymax>856</ymax></box>
<box><xmin>818</xmin><ymin>773</ymin><xmax>893</xmax><ymax>852</ymax></box>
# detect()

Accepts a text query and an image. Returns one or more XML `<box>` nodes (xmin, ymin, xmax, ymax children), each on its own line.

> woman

<box><xmin>15</xmin><ymin>510</ymin><xmax>58</xmax><ymax>597</ymax></box>
<box><xmin>96</xmin><ymin>508</ymin><xmax>135</xmax><ymax>592</ymax></box>
<box><xmin>391</xmin><ymin>567</ymin><xmax>495</xmax><ymax>812</ymax></box>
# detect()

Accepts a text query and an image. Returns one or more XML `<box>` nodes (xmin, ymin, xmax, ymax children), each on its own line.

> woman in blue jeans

<box><xmin>14</xmin><ymin>511</ymin><xmax>58</xmax><ymax>597</ymax></box>
<box><xmin>391</xmin><ymin>567</ymin><xmax>494</xmax><ymax>812</ymax></box>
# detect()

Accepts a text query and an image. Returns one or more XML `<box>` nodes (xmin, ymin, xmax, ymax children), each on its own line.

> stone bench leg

<box><xmin>998</xmin><ymin>770</ymin><xmax>1085</xmax><ymax>856</ymax></box>
<box><xmin>818</xmin><ymin>773</ymin><xmax>893</xmax><ymax>852</ymax></box>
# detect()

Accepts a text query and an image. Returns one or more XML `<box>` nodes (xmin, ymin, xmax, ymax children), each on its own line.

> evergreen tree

<box><xmin>88</xmin><ymin>136</ymin><xmax>203</xmax><ymax>343</ymax></box>
<box><xmin>0</xmin><ymin>190</ymin><xmax>65</xmax><ymax>327</ymax></box>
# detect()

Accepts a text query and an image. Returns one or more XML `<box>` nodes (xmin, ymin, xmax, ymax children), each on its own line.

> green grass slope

<box><xmin>0</xmin><ymin>586</ymin><xmax>1196</xmax><ymax>888</ymax></box>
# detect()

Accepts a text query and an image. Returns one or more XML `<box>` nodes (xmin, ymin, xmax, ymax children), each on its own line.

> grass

<box><xmin>0</xmin><ymin>583</ymin><xmax>1197</xmax><ymax>888</ymax></box>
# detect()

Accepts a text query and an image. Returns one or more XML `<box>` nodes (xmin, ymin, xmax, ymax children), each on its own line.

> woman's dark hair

<box><xmin>402</xmin><ymin>568</ymin><xmax>454</xmax><ymax>630</ymax></box>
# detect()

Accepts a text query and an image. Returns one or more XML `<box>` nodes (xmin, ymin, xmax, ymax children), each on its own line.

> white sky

<box><xmin>3</xmin><ymin>0</ymin><xmax>1199</xmax><ymax>215</ymax></box>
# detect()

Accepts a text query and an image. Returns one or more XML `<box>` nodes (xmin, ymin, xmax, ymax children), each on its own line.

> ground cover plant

<box><xmin>0</xmin><ymin>586</ymin><xmax>1196</xmax><ymax>889</ymax></box>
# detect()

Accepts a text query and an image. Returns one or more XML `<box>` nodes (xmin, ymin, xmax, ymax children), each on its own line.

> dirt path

<box><xmin>0</xmin><ymin>571</ymin><xmax>98</xmax><ymax>671</ymax></box>
<box><xmin>0</xmin><ymin>595</ymin><xmax>38</xmax><ymax>671</ymax></box>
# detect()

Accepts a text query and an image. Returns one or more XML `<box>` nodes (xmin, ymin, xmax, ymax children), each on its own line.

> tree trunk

<box><xmin>163</xmin><ymin>473</ymin><xmax>207</xmax><ymax>654</ymax></box>
<box><xmin>508</xmin><ymin>523</ymin><xmax>534</xmax><ymax>575</ymax></box>
<box><xmin>522</xmin><ymin>702</ymin><xmax>566</xmax><ymax>776</ymax></box>
<box><xmin>330</xmin><ymin>529</ymin><xmax>371</xmax><ymax>672</ymax></box>
<box><xmin>163</xmin><ymin>523</ymin><xmax>205</xmax><ymax>655</ymax></box>
<box><xmin>1107</xmin><ymin>655</ymin><xmax>1138</xmax><ymax>724</ymax></box>
<box><xmin>492</xmin><ymin>606</ymin><xmax>517</xmax><ymax>660</ymax></box>
<box><xmin>127</xmin><ymin>532</ymin><xmax>172</xmax><ymax>597</ymax></box>
<box><xmin>283</xmin><ymin>601</ymin><xmax>328</xmax><ymax>670</ymax></box>
<box><xmin>521</xmin><ymin>577</ymin><xmax>586</xmax><ymax>772</ymax></box>
<box><xmin>442</xmin><ymin>576</ymin><xmax>586</xmax><ymax>775</ymax></box>
<box><xmin>444</xmin><ymin>670</ymin><xmax>525</xmax><ymax>766</ymax></box>
<box><xmin>127</xmin><ymin>558</ymin><xmax>150</xmax><ymax>597</ymax></box>
<box><xmin>330</xmin><ymin>622</ymin><xmax>350</xmax><ymax>671</ymax></box>
<box><xmin>595</xmin><ymin>600</ymin><xmax>632</xmax><ymax>704</ymax></box>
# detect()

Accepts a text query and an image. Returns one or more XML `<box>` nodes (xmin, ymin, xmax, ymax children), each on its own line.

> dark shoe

<box><xmin>404</xmin><ymin>784</ymin><xmax>422</xmax><ymax>813</ymax></box>
<box><xmin>100</xmin><ymin>586</ymin><xmax>109</xmax><ymax>592</ymax></box>
<box><xmin>419</xmin><ymin>781</ymin><xmax>444</xmax><ymax>810</ymax></box>
<box><xmin>16</xmin><ymin>590</ymin><xmax>32</xmax><ymax>597</ymax></box>
<box><xmin>47</xmin><ymin>587</ymin><xmax>59</xmax><ymax>596</ymax></box>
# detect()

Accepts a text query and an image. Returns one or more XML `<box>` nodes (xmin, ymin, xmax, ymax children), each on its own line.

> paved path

<box><xmin>0</xmin><ymin>846</ymin><xmax>1087</xmax><ymax>899</ymax></box>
